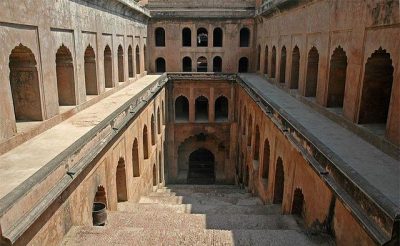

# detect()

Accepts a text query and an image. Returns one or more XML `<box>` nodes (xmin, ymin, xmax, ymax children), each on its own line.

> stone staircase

<box><xmin>61</xmin><ymin>185</ymin><xmax>334</xmax><ymax>246</ymax></box>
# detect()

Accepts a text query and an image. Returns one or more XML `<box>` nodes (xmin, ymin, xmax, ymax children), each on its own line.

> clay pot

<box><xmin>92</xmin><ymin>202</ymin><xmax>107</xmax><ymax>226</ymax></box>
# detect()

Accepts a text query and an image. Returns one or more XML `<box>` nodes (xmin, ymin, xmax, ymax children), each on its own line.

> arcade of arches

<box><xmin>0</xmin><ymin>1</ymin><xmax>399</xmax><ymax>246</ymax></box>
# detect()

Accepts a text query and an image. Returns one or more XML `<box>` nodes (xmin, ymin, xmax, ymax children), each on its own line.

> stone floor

<box><xmin>61</xmin><ymin>185</ymin><xmax>334</xmax><ymax>246</ymax></box>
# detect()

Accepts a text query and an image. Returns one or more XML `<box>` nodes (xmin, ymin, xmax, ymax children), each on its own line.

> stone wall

<box><xmin>255</xmin><ymin>0</ymin><xmax>400</xmax><ymax>146</ymax></box>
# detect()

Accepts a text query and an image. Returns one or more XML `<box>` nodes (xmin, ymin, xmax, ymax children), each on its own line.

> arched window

<box><xmin>195</xmin><ymin>96</ymin><xmax>209</xmax><ymax>122</ymax></box>
<box><xmin>135</xmin><ymin>45</ymin><xmax>140</xmax><ymax>75</ymax></box>
<box><xmin>213</xmin><ymin>28</ymin><xmax>223</xmax><ymax>47</ymax></box>
<box><xmin>271</xmin><ymin>46</ymin><xmax>276</xmax><ymax>78</ymax></box>
<box><xmin>104</xmin><ymin>45</ymin><xmax>113</xmax><ymax>88</ymax></box>
<box><xmin>213</xmin><ymin>56</ymin><xmax>222</xmax><ymax>72</ymax></box>
<box><xmin>116</xmin><ymin>158</ymin><xmax>127</xmax><ymax>202</ymax></box>
<box><xmin>254</xmin><ymin>125</ymin><xmax>260</xmax><ymax>161</ymax></box>
<box><xmin>273</xmin><ymin>157</ymin><xmax>284</xmax><ymax>204</ymax></box>
<box><xmin>215</xmin><ymin>96</ymin><xmax>228</xmax><ymax>121</ymax></box>
<box><xmin>155</xmin><ymin>27</ymin><xmax>165</xmax><ymax>47</ymax></box>
<box><xmin>84</xmin><ymin>45</ymin><xmax>98</xmax><ymax>95</ymax></box>
<box><xmin>117</xmin><ymin>45</ymin><xmax>124</xmax><ymax>82</ymax></box>
<box><xmin>151</xmin><ymin>114</ymin><xmax>156</xmax><ymax>145</ymax></box>
<box><xmin>197</xmin><ymin>56</ymin><xmax>207</xmax><ymax>72</ymax></box>
<box><xmin>327</xmin><ymin>46</ymin><xmax>348</xmax><ymax>108</ymax></box>
<box><xmin>182</xmin><ymin>57</ymin><xmax>192</xmax><ymax>72</ymax></box>
<box><xmin>359</xmin><ymin>48</ymin><xmax>393</xmax><ymax>125</ymax></box>
<box><xmin>247</xmin><ymin>115</ymin><xmax>252</xmax><ymax>146</ymax></box>
<box><xmin>132</xmin><ymin>138</ymin><xmax>140</xmax><ymax>177</ymax></box>
<box><xmin>242</xmin><ymin>106</ymin><xmax>247</xmax><ymax>135</ymax></box>
<box><xmin>175</xmin><ymin>96</ymin><xmax>189</xmax><ymax>121</ymax></box>
<box><xmin>280</xmin><ymin>46</ymin><xmax>287</xmax><ymax>83</ymax></box>
<box><xmin>9</xmin><ymin>44</ymin><xmax>43</xmax><ymax>121</ymax></box>
<box><xmin>152</xmin><ymin>164</ymin><xmax>157</xmax><ymax>186</ymax></box>
<box><xmin>290</xmin><ymin>46</ymin><xmax>300</xmax><ymax>89</ymax></box>
<box><xmin>292</xmin><ymin>188</ymin><xmax>304</xmax><ymax>217</ymax></box>
<box><xmin>238</xmin><ymin>57</ymin><xmax>249</xmax><ymax>73</ymax></box>
<box><xmin>162</xmin><ymin>101</ymin><xmax>165</xmax><ymax>125</ymax></box>
<box><xmin>157</xmin><ymin>107</ymin><xmax>161</xmax><ymax>134</ymax></box>
<box><xmin>56</xmin><ymin>45</ymin><xmax>76</xmax><ymax>106</ymax></box>
<box><xmin>264</xmin><ymin>45</ymin><xmax>269</xmax><ymax>74</ymax></box>
<box><xmin>128</xmin><ymin>45</ymin><xmax>134</xmax><ymax>78</ymax></box>
<box><xmin>262</xmin><ymin>139</ymin><xmax>270</xmax><ymax>180</ymax></box>
<box><xmin>257</xmin><ymin>45</ymin><xmax>261</xmax><ymax>71</ymax></box>
<box><xmin>240</xmin><ymin>28</ymin><xmax>250</xmax><ymax>47</ymax></box>
<box><xmin>143</xmin><ymin>45</ymin><xmax>147</xmax><ymax>71</ymax></box>
<box><xmin>182</xmin><ymin>28</ymin><xmax>192</xmax><ymax>47</ymax></box>
<box><xmin>158</xmin><ymin>152</ymin><xmax>163</xmax><ymax>183</ymax></box>
<box><xmin>143</xmin><ymin>125</ymin><xmax>149</xmax><ymax>159</ymax></box>
<box><xmin>156</xmin><ymin>57</ymin><xmax>166</xmax><ymax>73</ymax></box>
<box><xmin>305</xmin><ymin>47</ymin><xmax>319</xmax><ymax>97</ymax></box>
<box><xmin>197</xmin><ymin>28</ymin><xmax>208</xmax><ymax>47</ymax></box>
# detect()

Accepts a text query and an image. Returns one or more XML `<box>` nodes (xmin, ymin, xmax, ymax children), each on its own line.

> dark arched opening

<box><xmin>240</xmin><ymin>28</ymin><xmax>250</xmax><ymax>47</ymax></box>
<box><xmin>242</xmin><ymin>106</ymin><xmax>247</xmax><ymax>135</ymax></box>
<box><xmin>175</xmin><ymin>96</ymin><xmax>189</xmax><ymax>121</ymax></box>
<box><xmin>271</xmin><ymin>46</ymin><xmax>276</xmax><ymax>78</ymax></box>
<box><xmin>247</xmin><ymin>115</ymin><xmax>253</xmax><ymax>146</ymax></box>
<box><xmin>238</xmin><ymin>57</ymin><xmax>249</xmax><ymax>73</ymax></box>
<box><xmin>328</xmin><ymin>47</ymin><xmax>348</xmax><ymax>108</ymax></box>
<box><xmin>156</xmin><ymin>57</ymin><xmax>166</xmax><ymax>73</ymax></box>
<box><xmin>257</xmin><ymin>45</ymin><xmax>261</xmax><ymax>71</ymax></box>
<box><xmin>262</xmin><ymin>139</ymin><xmax>270</xmax><ymax>180</ymax></box>
<box><xmin>280</xmin><ymin>46</ymin><xmax>287</xmax><ymax>83</ymax></box>
<box><xmin>197</xmin><ymin>28</ymin><xmax>208</xmax><ymax>47</ymax></box>
<box><xmin>291</xmin><ymin>188</ymin><xmax>304</xmax><ymax>217</ymax></box>
<box><xmin>135</xmin><ymin>45</ymin><xmax>140</xmax><ymax>75</ymax></box>
<box><xmin>213</xmin><ymin>28</ymin><xmax>223</xmax><ymax>47</ymax></box>
<box><xmin>254</xmin><ymin>125</ymin><xmax>260</xmax><ymax>161</ymax></box>
<box><xmin>153</xmin><ymin>164</ymin><xmax>157</xmax><ymax>186</ymax></box>
<box><xmin>188</xmin><ymin>148</ymin><xmax>215</xmax><ymax>184</ymax></box>
<box><xmin>117</xmin><ymin>45</ymin><xmax>124</xmax><ymax>82</ymax></box>
<box><xmin>84</xmin><ymin>45</ymin><xmax>98</xmax><ymax>95</ymax></box>
<box><xmin>273</xmin><ymin>157</ymin><xmax>284</xmax><ymax>204</ymax></box>
<box><xmin>290</xmin><ymin>46</ymin><xmax>300</xmax><ymax>89</ymax></box>
<box><xmin>158</xmin><ymin>152</ymin><xmax>163</xmax><ymax>183</ymax></box>
<box><xmin>359</xmin><ymin>48</ymin><xmax>393</xmax><ymax>125</ymax></box>
<box><xmin>94</xmin><ymin>185</ymin><xmax>107</xmax><ymax>209</ymax></box>
<box><xmin>215</xmin><ymin>96</ymin><xmax>228</xmax><ymax>121</ymax></box>
<box><xmin>104</xmin><ymin>45</ymin><xmax>113</xmax><ymax>88</ymax></box>
<box><xmin>182</xmin><ymin>56</ymin><xmax>192</xmax><ymax>72</ymax></box>
<box><xmin>143</xmin><ymin>45</ymin><xmax>147</xmax><ymax>71</ymax></box>
<box><xmin>213</xmin><ymin>56</ymin><xmax>222</xmax><ymax>72</ymax></box>
<box><xmin>157</xmin><ymin>107</ymin><xmax>161</xmax><ymax>134</ymax></box>
<box><xmin>151</xmin><ymin>114</ymin><xmax>156</xmax><ymax>145</ymax></box>
<box><xmin>143</xmin><ymin>125</ymin><xmax>149</xmax><ymax>159</ymax></box>
<box><xmin>264</xmin><ymin>45</ymin><xmax>269</xmax><ymax>74</ymax></box>
<box><xmin>56</xmin><ymin>45</ymin><xmax>76</xmax><ymax>106</ymax></box>
<box><xmin>116</xmin><ymin>158</ymin><xmax>128</xmax><ymax>202</ymax></box>
<box><xmin>132</xmin><ymin>138</ymin><xmax>140</xmax><ymax>177</ymax></box>
<box><xmin>182</xmin><ymin>28</ymin><xmax>192</xmax><ymax>47</ymax></box>
<box><xmin>195</xmin><ymin>96</ymin><xmax>209</xmax><ymax>122</ymax></box>
<box><xmin>305</xmin><ymin>47</ymin><xmax>319</xmax><ymax>97</ymax></box>
<box><xmin>128</xmin><ymin>45</ymin><xmax>134</xmax><ymax>78</ymax></box>
<box><xmin>197</xmin><ymin>56</ymin><xmax>207</xmax><ymax>72</ymax></box>
<box><xmin>9</xmin><ymin>44</ymin><xmax>43</xmax><ymax>121</ymax></box>
<box><xmin>155</xmin><ymin>27</ymin><xmax>165</xmax><ymax>47</ymax></box>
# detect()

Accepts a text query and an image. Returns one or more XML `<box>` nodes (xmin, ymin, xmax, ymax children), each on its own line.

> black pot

<box><xmin>92</xmin><ymin>202</ymin><xmax>107</xmax><ymax>226</ymax></box>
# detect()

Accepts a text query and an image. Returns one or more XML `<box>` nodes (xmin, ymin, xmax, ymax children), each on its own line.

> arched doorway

<box><xmin>273</xmin><ymin>157</ymin><xmax>284</xmax><ymax>204</ymax></box>
<box><xmin>56</xmin><ymin>45</ymin><xmax>76</xmax><ymax>106</ymax></box>
<box><xmin>214</xmin><ymin>96</ymin><xmax>228</xmax><ymax>121</ymax></box>
<box><xmin>156</xmin><ymin>57</ymin><xmax>166</xmax><ymax>73</ymax></box>
<box><xmin>117</xmin><ymin>45</ymin><xmax>124</xmax><ymax>82</ymax></box>
<box><xmin>280</xmin><ymin>46</ymin><xmax>287</xmax><ymax>83</ymax></box>
<box><xmin>116</xmin><ymin>158</ymin><xmax>127</xmax><ymax>202</ymax></box>
<box><xmin>104</xmin><ymin>45</ymin><xmax>113</xmax><ymax>88</ymax></box>
<box><xmin>290</xmin><ymin>46</ymin><xmax>300</xmax><ymax>89</ymax></box>
<box><xmin>291</xmin><ymin>188</ymin><xmax>304</xmax><ymax>217</ymax></box>
<box><xmin>197</xmin><ymin>56</ymin><xmax>207</xmax><ymax>72</ymax></box>
<box><xmin>262</xmin><ymin>139</ymin><xmax>270</xmax><ymax>181</ymax></box>
<box><xmin>175</xmin><ymin>96</ymin><xmax>189</xmax><ymax>121</ymax></box>
<box><xmin>238</xmin><ymin>57</ymin><xmax>249</xmax><ymax>73</ymax></box>
<box><xmin>182</xmin><ymin>57</ymin><xmax>192</xmax><ymax>72</ymax></box>
<box><xmin>305</xmin><ymin>47</ymin><xmax>319</xmax><ymax>97</ymax></box>
<box><xmin>195</xmin><ymin>96</ymin><xmax>209</xmax><ymax>121</ymax></box>
<box><xmin>84</xmin><ymin>45</ymin><xmax>98</xmax><ymax>95</ymax></box>
<box><xmin>359</xmin><ymin>48</ymin><xmax>393</xmax><ymax>125</ymax></box>
<box><xmin>9</xmin><ymin>44</ymin><xmax>43</xmax><ymax>121</ymax></box>
<box><xmin>213</xmin><ymin>56</ymin><xmax>222</xmax><ymax>72</ymax></box>
<box><xmin>328</xmin><ymin>47</ymin><xmax>348</xmax><ymax>108</ymax></box>
<box><xmin>187</xmin><ymin>148</ymin><xmax>215</xmax><ymax>184</ymax></box>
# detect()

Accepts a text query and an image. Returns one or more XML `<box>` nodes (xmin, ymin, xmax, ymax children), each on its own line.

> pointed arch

<box><xmin>290</xmin><ymin>46</ymin><xmax>300</xmax><ymax>89</ymax></box>
<box><xmin>280</xmin><ymin>46</ymin><xmax>287</xmax><ymax>83</ymax></box>
<box><xmin>84</xmin><ymin>45</ymin><xmax>98</xmax><ymax>95</ymax></box>
<box><xmin>327</xmin><ymin>46</ymin><xmax>348</xmax><ymax>108</ymax></box>
<box><xmin>116</xmin><ymin>158</ymin><xmax>127</xmax><ymax>202</ymax></box>
<box><xmin>117</xmin><ymin>45</ymin><xmax>124</xmax><ymax>82</ymax></box>
<box><xmin>132</xmin><ymin>138</ymin><xmax>140</xmax><ymax>177</ymax></box>
<box><xmin>56</xmin><ymin>44</ymin><xmax>76</xmax><ymax>106</ymax></box>
<box><xmin>104</xmin><ymin>45</ymin><xmax>113</xmax><ymax>88</ymax></box>
<box><xmin>305</xmin><ymin>47</ymin><xmax>319</xmax><ymax>97</ymax></box>
<box><xmin>128</xmin><ymin>45</ymin><xmax>134</xmax><ymax>78</ymax></box>
<box><xmin>143</xmin><ymin>125</ymin><xmax>149</xmax><ymax>159</ymax></box>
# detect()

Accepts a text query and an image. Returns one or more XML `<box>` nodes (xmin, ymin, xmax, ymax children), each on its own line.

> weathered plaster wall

<box><xmin>255</xmin><ymin>0</ymin><xmax>400</xmax><ymax>145</ymax></box>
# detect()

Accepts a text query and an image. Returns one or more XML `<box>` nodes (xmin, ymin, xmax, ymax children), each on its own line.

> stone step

<box><xmin>139</xmin><ymin>194</ymin><xmax>263</xmax><ymax>206</ymax></box>
<box><xmin>62</xmin><ymin>226</ymin><xmax>332</xmax><ymax>246</ymax></box>
<box><xmin>117</xmin><ymin>202</ymin><xmax>282</xmax><ymax>215</ymax></box>
<box><xmin>106</xmin><ymin>211</ymin><xmax>301</xmax><ymax>230</ymax></box>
